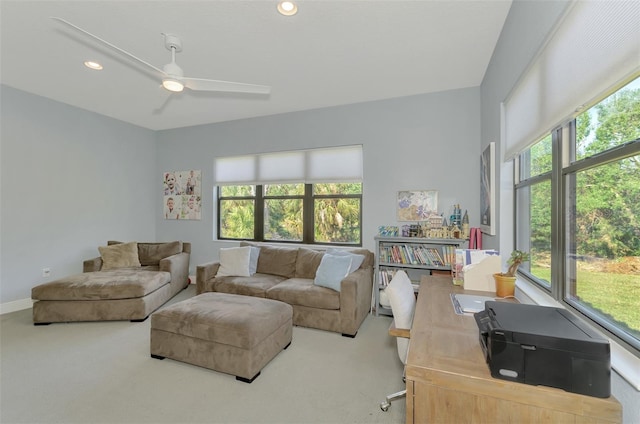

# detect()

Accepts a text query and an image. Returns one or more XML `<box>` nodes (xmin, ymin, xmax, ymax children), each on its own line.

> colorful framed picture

<box><xmin>163</xmin><ymin>170</ymin><xmax>202</xmax><ymax>220</ymax></box>
<box><xmin>480</xmin><ymin>142</ymin><xmax>495</xmax><ymax>235</ymax></box>
<box><xmin>397</xmin><ymin>190</ymin><xmax>438</xmax><ymax>222</ymax></box>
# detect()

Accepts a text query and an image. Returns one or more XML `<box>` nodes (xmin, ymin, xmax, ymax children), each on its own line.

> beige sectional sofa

<box><xmin>32</xmin><ymin>241</ymin><xmax>190</xmax><ymax>324</ymax></box>
<box><xmin>196</xmin><ymin>242</ymin><xmax>374</xmax><ymax>337</ymax></box>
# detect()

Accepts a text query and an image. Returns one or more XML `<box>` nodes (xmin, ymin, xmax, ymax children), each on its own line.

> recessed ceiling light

<box><xmin>84</xmin><ymin>61</ymin><xmax>103</xmax><ymax>70</ymax></box>
<box><xmin>277</xmin><ymin>1</ymin><xmax>298</xmax><ymax>16</ymax></box>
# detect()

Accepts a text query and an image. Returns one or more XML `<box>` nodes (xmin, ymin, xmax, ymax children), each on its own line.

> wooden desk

<box><xmin>404</xmin><ymin>275</ymin><xmax>622</xmax><ymax>423</ymax></box>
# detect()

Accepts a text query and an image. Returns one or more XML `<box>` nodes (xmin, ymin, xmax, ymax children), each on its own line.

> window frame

<box><xmin>564</xmin><ymin>138</ymin><xmax>640</xmax><ymax>352</ymax></box>
<box><xmin>216</xmin><ymin>183</ymin><xmax>363</xmax><ymax>246</ymax></box>
<box><xmin>514</xmin><ymin>137</ymin><xmax>554</xmax><ymax>289</ymax></box>
<box><xmin>515</xmin><ymin>115</ymin><xmax>640</xmax><ymax>355</ymax></box>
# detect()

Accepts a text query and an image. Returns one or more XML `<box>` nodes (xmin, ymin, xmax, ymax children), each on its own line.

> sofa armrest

<box><xmin>159</xmin><ymin>251</ymin><xmax>190</xmax><ymax>289</ymax></box>
<box><xmin>83</xmin><ymin>257</ymin><xmax>102</xmax><ymax>272</ymax></box>
<box><xmin>196</xmin><ymin>262</ymin><xmax>220</xmax><ymax>294</ymax></box>
<box><xmin>339</xmin><ymin>267</ymin><xmax>373</xmax><ymax>336</ymax></box>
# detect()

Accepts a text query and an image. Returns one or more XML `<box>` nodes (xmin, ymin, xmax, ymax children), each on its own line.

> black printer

<box><xmin>474</xmin><ymin>301</ymin><xmax>611</xmax><ymax>398</ymax></box>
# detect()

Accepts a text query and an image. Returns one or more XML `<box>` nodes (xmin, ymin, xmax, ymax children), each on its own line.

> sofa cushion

<box><xmin>31</xmin><ymin>269</ymin><xmax>170</xmax><ymax>301</ymax></box>
<box><xmin>295</xmin><ymin>247</ymin><xmax>325</xmax><ymax>279</ymax></box>
<box><xmin>251</xmin><ymin>244</ymin><xmax>298</xmax><ymax>278</ymax></box>
<box><xmin>99</xmin><ymin>242</ymin><xmax>141</xmax><ymax>270</ymax></box>
<box><xmin>216</xmin><ymin>246</ymin><xmax>252</xmax><ymax>277</ymax></box>
<box><xmin>266</xmin><ymin>278</ymin><xmax>340</xmax><ymax>310</ymax></box>
<box><xmin>314</xmin><ymin>254</ymin><xmax>352</xmax><ymax>292</ymax></box>
<box><xmin>214</xmin><ymin>274</ymin><xmax>286</xmax><ymax>298</ymax></box>
<box><xmin>138</xmin><ymin>241</ymin><xmax>183</xmax><ymax>266</ymax></box>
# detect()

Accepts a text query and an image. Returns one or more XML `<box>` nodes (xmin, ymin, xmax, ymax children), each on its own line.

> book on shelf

<box><xmin>378</xmin><ymin>268</ymin><xmax>420</xmax><ymax>290</ymax></box>
<box><xmin>441</xmin><ymin>245</ymin><xmax>456</xmax><ymax>266</ymax></box>
<box><xmin>378</xmin><ymin>268</ymin><xmax>397</xmax><ymax>287</ymax></box>
<box><xmin>380</xmin><ymin>244</ymin><xmax>452</xmax><ymax>267</ymax></box>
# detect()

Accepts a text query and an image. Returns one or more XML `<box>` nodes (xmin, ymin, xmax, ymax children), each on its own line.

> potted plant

<box><xmin>493</xmin><ymin>250</ymin><xmax>530</xmax><ymax>297</ymax></box>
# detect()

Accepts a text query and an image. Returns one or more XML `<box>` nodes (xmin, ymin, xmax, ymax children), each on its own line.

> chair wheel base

<box><xmin>380</xmin><ymin>401</ymin><xmax>390</xmax><ymax>412</ymax></box>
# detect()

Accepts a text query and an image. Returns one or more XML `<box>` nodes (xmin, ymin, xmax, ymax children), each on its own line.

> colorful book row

<box><xmin>379</xmin><ymin>244</ymin><xmax>452</xmax><ymax>267</ymax></box>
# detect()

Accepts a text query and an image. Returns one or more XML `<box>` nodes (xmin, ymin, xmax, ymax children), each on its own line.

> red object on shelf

<box><xmin>469</xmin><ymin>228</ymin><xmax>482</xmax><ymax>249</ymax></box>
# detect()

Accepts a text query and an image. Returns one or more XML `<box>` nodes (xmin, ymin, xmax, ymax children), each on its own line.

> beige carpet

<box><xmin>1</xmin><ymin>286</ymin><xmax>406</xmax><ymax>424</ymax></box>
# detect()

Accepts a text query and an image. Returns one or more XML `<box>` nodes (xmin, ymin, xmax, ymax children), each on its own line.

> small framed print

<box><xmin>480</xmin><ymin>142</ymin><xmax>495</xmax><ymax>235</ymax></box>
<box><xmin>397</xmin><ymin>190</ymin><xmax>438</xmax><ymax>222</ymax></box>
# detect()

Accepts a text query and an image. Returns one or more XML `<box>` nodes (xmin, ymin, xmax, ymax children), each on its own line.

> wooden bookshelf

<box><xmin>373</xmin><ymin>236</ymin><xmax>465</xmax><ymax>316</ymax></box>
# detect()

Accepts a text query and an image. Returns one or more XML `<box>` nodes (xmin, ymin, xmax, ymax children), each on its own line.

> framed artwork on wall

<box><xmin>163</xmin><ymin>170</ymin><xmax>202</xmax><ymax>220</ymax></box>
<box><xmin>480</xmin><ymin>142</ymin><xmax>495</xmax><ymax>235</ymax></box>
<box><xmin>397</xmin><ymin>190</ymin><xmax>438</xmax><ymax>221</ymax></box>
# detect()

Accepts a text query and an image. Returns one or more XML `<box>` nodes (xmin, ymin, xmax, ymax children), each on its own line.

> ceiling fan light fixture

<box><xmin>277</xmin><ymin>1</ymin><xmax>298</xmax><ymax>16</ymax></box>
<box><xmin>162</xmin><ymin>78</ymin><xmax>184</xmax><ymax>92</ymax></box>
<box><xmin>84</xmin><ymin>60</ymin><xmax>103</xmax><ymax>70</ymax></box>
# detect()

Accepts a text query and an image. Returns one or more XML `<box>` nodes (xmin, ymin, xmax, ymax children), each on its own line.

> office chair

<box><xmin>379</xmin><ymin>270</ymin><xmax>416</xmax><ymax>412</ymax></box>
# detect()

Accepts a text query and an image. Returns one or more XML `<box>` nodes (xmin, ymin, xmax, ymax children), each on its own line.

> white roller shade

<box><xmin>214</xmin><ymin>145</ymin><xmax>363</xmax><ymax>185</ymax></box>
<box><xmin>307</xmin><ymin>145</ymin><xmax>363</xmax><ymax>183</ymax></box>
<box><xmin>214</xmin><ymin>155</ymin><xmax>256</xmax><ymax>184</ymax></box>
<box><xmin>504</xmin><ymin>0</ymin><xmax>640</xmax><ymax>160</ymax></box>
<box><xmin>258</xmin><ymin>151</ymin><xmax>305</xmax><ymax>183</ymax></box>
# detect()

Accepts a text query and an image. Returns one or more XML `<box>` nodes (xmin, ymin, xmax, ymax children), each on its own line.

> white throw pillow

<box><xmin>313</xmin><ymin>254</ymin><xmax>353</xmax><ymax>292</ymax></box>
<box><xmin>385</xmin><ymin>270</ymin><xmax>416</xmax><ymax>363</ymax></box>
<box><xmin>326</xmin><ymin>248</ymin><xmax>365</xmax><ymax>274</ymax></box>
<box><xmin>216</xmin><ymin>246</ymin><xmax>252</xmax><ymax>277</ymax></box>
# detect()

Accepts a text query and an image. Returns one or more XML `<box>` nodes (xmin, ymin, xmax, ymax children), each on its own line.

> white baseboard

<box><xmin>0</xmin><ymin>298</ymin><xmax>33</xmax><ymax>315</ymax></box>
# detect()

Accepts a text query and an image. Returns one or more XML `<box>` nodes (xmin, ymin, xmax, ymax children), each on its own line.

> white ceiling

<box><xmin>1</xmin><ymin>0</ymin><xmax>512</xmax><ymax>131</ymax></box>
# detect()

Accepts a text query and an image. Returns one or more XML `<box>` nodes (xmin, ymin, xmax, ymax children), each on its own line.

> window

<box><xmin>215</xmin><ymin>146</ymin><xmax>363</xmax><ymax>246</ymax></box>
<box><xmin>218</xmin><ymin>185</ymin><xmax>256</xmax><ymax>240</ymax></box>
<box><xmin>515</xmin><ymin>78</ymin><xmax>640</xmax><ymax>351</ymax></box>
<box><xmin>313</xmin><ymin>183</ymin><xmax>362</xmax><ymax>244</ymax></box>
<box><xmin>515</xmin><ymin>133</ymin><xmax>553</xmax><ymax>287</ymax></box>
<box><xmin>217</xmin><ymin>183</ymin><xmax>362</xmax><ymax>245</ymax></box>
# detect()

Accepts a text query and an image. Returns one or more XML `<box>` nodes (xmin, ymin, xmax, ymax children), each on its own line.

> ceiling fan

<box><xmin>51</xmin><ymin>17</ymin><xmax>271</xmax><ymax>95</ymax></box>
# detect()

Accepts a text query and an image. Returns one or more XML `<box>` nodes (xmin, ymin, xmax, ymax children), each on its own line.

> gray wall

<box><xmin>156</xmin><ymin>88</ymin><xmax>481</xmax><ymax>270</ymax></box>
<box><xmin>480</xmin><ymin>0</ymin><xmax>570</xmax><ymax>251</ymax></box>
<box><xmin>1</xmin><ymin>84</ymin><xmax>482</xmax><ymax>302</ymax></box>
<box><xmin>0</xmin><ymin>85</ymin><xmax>157</xmax><ymax>304</ymax></box>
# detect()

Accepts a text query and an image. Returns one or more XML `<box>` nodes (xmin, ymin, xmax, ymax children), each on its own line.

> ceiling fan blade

<box><xmin>153</xmin><ymin>93</ymin><xmax>175</xmax><ymax>115</ymax></box>
<box><xmin>183</xmin><ymin>77</ymin><xmax>271</xmax><ymax>94</ymax></box>
<box><xmin>51</xmin><ymin>17</ymin><xmax>165</xmax><ymax>76</ymax></box>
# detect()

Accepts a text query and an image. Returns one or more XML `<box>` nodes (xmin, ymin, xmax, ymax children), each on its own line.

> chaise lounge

<box><xmin>32</xmin><ymin>241</ymin><xmax>190</xmax><ymax>324</ymax></box>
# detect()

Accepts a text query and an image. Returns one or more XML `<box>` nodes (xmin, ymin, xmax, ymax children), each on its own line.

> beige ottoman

<box><xmin>150</xmin><ymin>292</ymin><xmax>293</xmax><ymax>383</ymax></box>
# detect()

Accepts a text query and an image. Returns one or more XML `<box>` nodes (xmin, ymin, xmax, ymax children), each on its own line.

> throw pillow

<box><xmin>249</xmin><ymin>246</ymin><xmax>260</xmax><ymax>275</ymax></box>
<box><xmin>313</xmin><ymin>254</ymin><xmax>353</xmax><ymax>292</ymax></box>
<box><xmin>326</xmin><ymin>248</ymin><xmax>365</xmax><ymax>273</ymax></box>
<box><xmin>216</xmin><ymin>246</ymin><xmax>252</xmax><ymax>277</ymax></box>
<box><xmin>385</xmin><ymin>270</ymin><xmax>416</xmax><ymax>363</ymax></box>
<box><xmin>99</xmin><ymin>242</ymin><xmax>141</xmax><ymax>270</ymax></box>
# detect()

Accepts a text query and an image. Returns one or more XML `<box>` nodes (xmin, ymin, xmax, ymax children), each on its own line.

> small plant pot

<box><xmin>493</xmin><ymin>273</ymin><xmax>516</xmax><ymax>298</ymax></box>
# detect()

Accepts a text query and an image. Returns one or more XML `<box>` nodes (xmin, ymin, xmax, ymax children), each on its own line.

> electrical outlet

<box><xmin>42</xmin><ymin>268</ymin><xmax>51</xmax><ymax>278</ymax></box>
